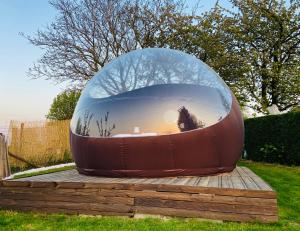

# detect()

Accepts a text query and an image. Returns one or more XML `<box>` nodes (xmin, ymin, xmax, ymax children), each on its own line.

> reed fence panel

<box><xmin>8</xmin><ymin>120</ymin><xmax>72</xmax><ymax>169</ymax></box>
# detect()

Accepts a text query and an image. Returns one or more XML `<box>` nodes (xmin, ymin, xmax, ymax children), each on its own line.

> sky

<box><xmin>0</xmin><ymin>0</ymin><xmax>61</xmax><ymax>126</ymax></box>
<box><xmin>0</xmin><ymin>0</ymin><xmax>229</xmax><ymax>128</ymax></box>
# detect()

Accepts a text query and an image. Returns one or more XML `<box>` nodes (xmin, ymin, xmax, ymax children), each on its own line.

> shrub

<box><xmin>46</xmin><ymin>90</ymin><xmax>81</xmax><ymax>120</ymax></box>
<box><xmin>244</xmin><ymin>112</ymin><xmax>300</xmax><ymax>165</ymax></box>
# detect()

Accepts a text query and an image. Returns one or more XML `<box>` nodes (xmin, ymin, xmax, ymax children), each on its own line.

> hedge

<box><xmin>244</xmin><ymin>112</ymin><xmax>300</xmax><ymax>165</ymax></box>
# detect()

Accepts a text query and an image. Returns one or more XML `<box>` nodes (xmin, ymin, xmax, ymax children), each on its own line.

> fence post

<box><xmin>0</xmin><ymin>134</ymin><xmax>11</xmax><ymax>178</ymax></box>
<box><xmin>18</xmin><ymin>122</ymin><xmax>24</xmax><ymax>154</ymax></box>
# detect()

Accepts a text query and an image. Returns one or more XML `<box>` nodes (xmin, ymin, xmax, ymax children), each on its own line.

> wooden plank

<box><xmin>221</xmin><ymin>176</ymin><xmax>233</xmax><ymax>189</ymax></box>
<box><xmin>229</xmin><ymin>176</ymin><xmax>246</xmax><ymax>190</ymax></box>
<box><xmin>207</xmin><ymin>176</ymin><xmax>219</xmax><ymax>188</ymax></box>
<box><xmin>192</xmin><ymin>177</ymin><xmax>202</xmax><ymax>186</ymax></box>
<box><xmin>30</xmin><ymin>181</ymin><xmax>57</xmax><ymax>188</ymax></box>
<box><xmin>97</xmin><ymin>189</ymin><xmax>276</xmax><ymax>206</ymax></box>
<box><xmin>0</xmin><ymin>198</ymin><xmax>133</xmax><ymax>213</ymax></box>
<box><xmin>56</xmin><ymin>182</ymin><xmax>85</xmax><ymax>189</ymax></box>
<box><xmin>134</xmin><ymin>197</ymin><xmax>277</xmax><ymax>216</ymax></box>
<box><xmin>189</xmin><ymin>193</ymin><xmax>277</xmax><ymax>206</ymax></box>
<box><xmin>152</xmin><ymin>177</ymin><xmax>174</xmax><ymax>185</ymax></box>
<box><xmin>167</xmin><ymin>177</ymin><xmax>183</xmax><ymax>185</ymax></box>
<box><xmin>0</xmin><ymin>191</ymin><xmax>134</xmax><ymax>205</ymax></box>
<box><xmin>196</xmin><ymin>177</ymin><xmax>209</xmax><ymax>187</ymax></box>
<box><xmin>1</xmin><ymin>180</ymin><xmax>277</xmax><ymax>198</ymax></box>
<box><xmin>240</xmin><ymin>167</ymin><xmax>273</xmax><ymax>190</ymax></box>
<box><xmin>172</xmin><ymin>177</ymin><xmax>191</xmax><ymax>186</ymax></box>
<box><xmin>154</xmin><ymin>184</ymin><xmax>277</xmax><ymax>198</ymax></box>
<box><xmin>184</xmin><ymin>177</ymin><xmax>199</xmax><ymax>186</ymax></box>
<box><xmin>134</xmin><ymin>206</ymin><xmax>278</xmax><ymax>223</ymax></box>
<box><xmin>0</xmin><ymin>186</ymin><xmax>277</xmax><ymax>207</ymax></box>
<box><xmin>236</xmin><ymin>167</ymin><xmax>258</xmax><ymax>190</ymax></box>
<box><xmin>0</xmin><ymin>186</ymin><xmax>100</xmax><ymax>195</ymax></box>
<box><xmin>2</xmin><ymin>181</ymin><xmax>30</xmax><ymax>187</ymax></box>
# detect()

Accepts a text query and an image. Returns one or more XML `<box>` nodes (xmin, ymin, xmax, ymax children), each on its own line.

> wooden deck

<box><xmin>0</xmin><ymin>167</ymin><xmax>278</xmax><ymax>222</ymax></box>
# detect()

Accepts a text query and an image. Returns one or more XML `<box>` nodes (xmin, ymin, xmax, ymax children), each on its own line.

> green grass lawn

<box><xmin>0</xmin><ymin>160</ymin><xmax>299</xmax><ymax>231</ymax></box>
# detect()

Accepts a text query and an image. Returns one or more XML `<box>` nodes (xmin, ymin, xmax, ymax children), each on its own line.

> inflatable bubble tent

<box><xmin>70</xmin><ymin>48</ymin><xmax>244</xmax><ymax>177</ymax></box>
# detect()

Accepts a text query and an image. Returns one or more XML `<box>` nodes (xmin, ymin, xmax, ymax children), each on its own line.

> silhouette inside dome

<box><xmin>177</xmin><ymin>106</ymin><xmax>205</xmax><ymax>132</ymax></box>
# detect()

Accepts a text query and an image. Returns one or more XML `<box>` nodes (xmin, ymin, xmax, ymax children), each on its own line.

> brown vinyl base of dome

<box><xmin>70</xmin><ymin>97</ymin><xmax>244</xmax><ymax>178</ymax></box>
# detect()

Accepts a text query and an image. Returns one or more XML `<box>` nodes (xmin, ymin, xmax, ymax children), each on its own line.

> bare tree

<box><xmin>24</xmin><ymin>0</ymin><xmax>194</xmax><ymax>88</ymax></box>
<box><xmin>96</xmin><ymin>111</ymin><xmax>116</xmax><ymax>137</ymax></box>
<box><xmin>75</xmin><ymin>110</ymin><xmax>93</xmax><ymax>136</ymax></box>
<box><xmin>91</xmin><ymin>48</ymin><xmax>211</xmax><ymax>96</ymax></box>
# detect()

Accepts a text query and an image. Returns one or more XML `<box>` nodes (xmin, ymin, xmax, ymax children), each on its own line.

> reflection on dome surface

<box><xmin>71</xmin><ymin>48</ymin><xmax>232</xmax><ymax>137</ymax></box>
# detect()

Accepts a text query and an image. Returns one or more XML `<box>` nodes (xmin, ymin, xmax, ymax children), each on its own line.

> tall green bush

<box><xmin>46</xmin><ymin>90</ymin><xmax>81</xmax><ymax>120</ymax></box>
<box><xmin>244</xmin><ymin>112</ymin><xmax>300</xmax><ymax>165</ymax></box>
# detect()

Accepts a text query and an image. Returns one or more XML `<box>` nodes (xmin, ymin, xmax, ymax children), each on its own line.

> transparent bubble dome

<box><xmin>71</xmin><ymin>48</ymin><xmax>233</xmax><ymax>138</ymax></box>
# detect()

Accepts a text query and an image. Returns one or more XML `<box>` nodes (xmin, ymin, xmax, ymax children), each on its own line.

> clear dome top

<box><xmin>71</xmin><ymin>48</ymin><xmax>233</xmax><ymax>137</ymax></box>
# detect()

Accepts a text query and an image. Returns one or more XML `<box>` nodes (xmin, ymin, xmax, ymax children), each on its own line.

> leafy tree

<box><xmin>204</xmin><ymin>0</ymin><xmax>300</xmax><ymax>113</ymax></box>
<box><xmin>46</xmin><ymin>91</ymin><xmax>81</xmax><ymax>120</ymax></box>
<box><xmin>168</xmin><ymin>0</ymin><xmax>300</xmax><ymax>113</ymax></box>
<box><xmin>166</xmin><ymin>7</ymin><xmax>247</xmax><ymax>105</ymax></box>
